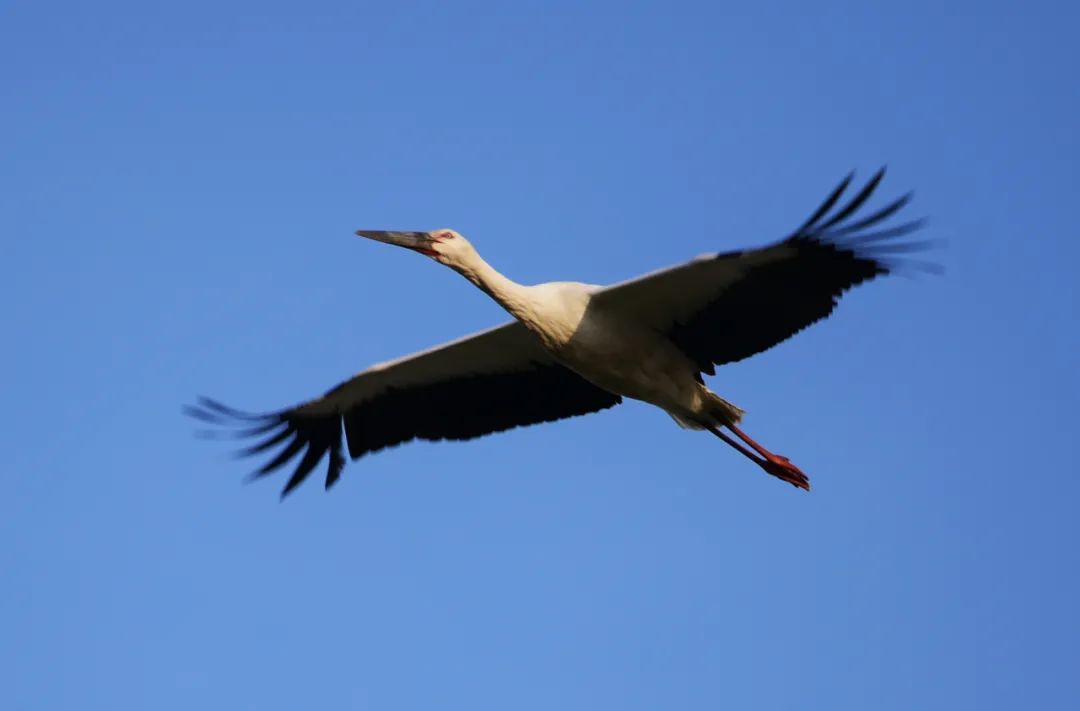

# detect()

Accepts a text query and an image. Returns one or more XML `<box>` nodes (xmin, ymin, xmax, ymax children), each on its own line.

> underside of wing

<box><xmin>185</xmin><ymin>322</ymin><xmax>622</xmax><ymax>497</ymax></box>
<box><xmin>595</xmin><ymin>168</ymin><xmax>929</xmax><ymax>373</ymax></box>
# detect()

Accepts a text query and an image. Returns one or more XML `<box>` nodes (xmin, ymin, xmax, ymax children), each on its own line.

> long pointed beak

<box><xmin>355</xmin><ymin>230</ymin><xmax>437</xmax><ymax>255</ymax></box>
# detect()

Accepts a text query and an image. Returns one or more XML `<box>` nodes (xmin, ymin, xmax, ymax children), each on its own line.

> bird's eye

<box><xmin>441</xmin><ymin>231</ymin><xmax>455</xmax><ymax>239</ymax></box>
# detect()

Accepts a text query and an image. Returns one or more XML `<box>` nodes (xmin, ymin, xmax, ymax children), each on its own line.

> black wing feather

<box><xmin>669</xmin><ymin>168</ymin><xmax>930</xmax><ymax>373</ymax></box>
<box><xmin>185</xmin><ymin>364</ymin><xmax>620</xmax><ymax>498</ymax></box>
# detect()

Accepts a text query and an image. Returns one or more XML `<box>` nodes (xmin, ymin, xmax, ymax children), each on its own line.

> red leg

<box><xmin>703</xmin><ymin>423</ymin><xmax>810</xmax><ymax>490</ymax></box>
<box><xmin>707</xmin><ymin>426</ymin><xmax>769</xmax><ymax>464</ymax></box>
<box><xmin>726</xmin><ymin>423</ymin><xmax>811</xmax><ymax>491</ymax></box>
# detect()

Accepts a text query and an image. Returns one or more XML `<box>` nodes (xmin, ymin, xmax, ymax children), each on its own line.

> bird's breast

<box><xmin>542</xmin><ymin>306</ymin><xmax>698</xmax><ymax>407</ymax></box>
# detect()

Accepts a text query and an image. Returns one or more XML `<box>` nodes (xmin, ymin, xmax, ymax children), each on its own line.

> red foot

<box><xmin>760</xmin><ymin>454</ymin><xmax>811</xmax><ymax>491</ymax></box>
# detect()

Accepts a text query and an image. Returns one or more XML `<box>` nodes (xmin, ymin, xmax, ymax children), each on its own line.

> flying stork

<box><xmin>187</xmin><ymin>169</ymin><xmax>927</xmax><ymax>497</ymax></box>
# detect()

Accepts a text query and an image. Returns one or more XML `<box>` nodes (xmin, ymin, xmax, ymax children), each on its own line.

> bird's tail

<box><xmin>668</xmin><ymin>391</ymin><xmax>745</xmax><ymax>430</ymax></box>
<box><xmin>706</xmin><ymin>393</ymin><xmax>745</xmax><ymax>427</ymax></box>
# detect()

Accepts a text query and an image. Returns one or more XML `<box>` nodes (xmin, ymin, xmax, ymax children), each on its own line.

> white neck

<box><xmin>452</xmin><ymin>253</ymin><xmax>537</xmax><ymax>325</ymax></box>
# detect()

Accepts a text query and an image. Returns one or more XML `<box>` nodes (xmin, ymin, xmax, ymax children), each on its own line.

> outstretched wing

<box><xmin>593</xmin><ymin>168</ymin><xmax>929</xmax><ymax>374</ymax></box>
<box><xmin>186</xmin><ymin>322</ymin><xmax>621</xmax><ymax>497</ymax></box>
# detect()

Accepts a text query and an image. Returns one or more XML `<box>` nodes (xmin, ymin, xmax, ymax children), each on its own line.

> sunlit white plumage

<box><xmin>187</xmin><ymin>169</ymin><xmax>927</xmax><ymax>497</ymax></box>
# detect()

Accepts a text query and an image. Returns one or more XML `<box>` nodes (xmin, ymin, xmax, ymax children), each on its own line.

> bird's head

<box><xmin>355</xmin><ymin>229</ymin><xmax>478</xmax><ymax>270</ymax></box>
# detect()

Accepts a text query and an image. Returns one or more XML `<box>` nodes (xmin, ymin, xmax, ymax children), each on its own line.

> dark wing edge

<box><xmin>670</xmin><ymin>166</ymin><xmax>933</xmax><ymax>372</ymax></box>
<box><xmin>784</xmin><ymin>166</ymin><xmax>933</xmax><ymax>273</ymax></box>
<box><xmin>184</xmin><ymin>396</ymin><xmax>345</xmax><ymax>499</ymax></box>
<box><xmin>184</xmin><ymin>363</ymin><xmax>621</xmax><ymax>499</ymax></box>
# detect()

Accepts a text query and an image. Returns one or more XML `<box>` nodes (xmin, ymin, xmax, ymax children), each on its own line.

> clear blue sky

<box><xmin>3</xmin><ymin>1</ymin><xmax>1077</xmax><ymax>708</ymax></box>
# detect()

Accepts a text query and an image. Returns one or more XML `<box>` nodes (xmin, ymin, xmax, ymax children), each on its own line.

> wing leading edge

<box><xmin>594</xmin><ymin>167</ymin><xmax>929</xmax><ymax>373</ymax></box>
<box><xmin>186</xmin><ymin>322</ymin><xmax>621</xmax><ymax>497</ymax></box>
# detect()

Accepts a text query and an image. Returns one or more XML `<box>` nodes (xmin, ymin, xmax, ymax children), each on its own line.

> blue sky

<box><xmin>3</xmin><ymin>1</ymin><xmax>1077</xmax><ymax>708</ymax></box>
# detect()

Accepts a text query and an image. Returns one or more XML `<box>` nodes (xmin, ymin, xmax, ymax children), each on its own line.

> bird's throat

<box><xmin>454</xmin><ymin>256</ymin><xmax>539</xmax><ymax>326</ymax></box>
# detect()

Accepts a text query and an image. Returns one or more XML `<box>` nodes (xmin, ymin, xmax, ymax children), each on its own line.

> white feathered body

<box><xmin>510</xmin><ymin>282</ymin><xmax>742</xmax><ymax>428</ymax></box>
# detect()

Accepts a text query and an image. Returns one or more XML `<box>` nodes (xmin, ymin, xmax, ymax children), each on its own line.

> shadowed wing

<box><xmin>186</xmin><ymin>322</ymin><xmax>622</xmax><ymax>497</ymax></box>
<box><xmin>593</xmin><ymin>168</ymin><xmax>930</xmax><ymax>374</ymax></box>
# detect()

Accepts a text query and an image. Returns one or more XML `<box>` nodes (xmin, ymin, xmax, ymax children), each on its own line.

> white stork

<box><xmin>187</xmin><ymin>169</ymin><xmax>927</xmax><ymax>497</ymax></box>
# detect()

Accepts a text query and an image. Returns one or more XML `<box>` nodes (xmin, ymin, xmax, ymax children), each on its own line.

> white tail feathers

<box><xmin>706</xmin><ymin>393</ymin><xmax>745</xmax><ymax>426</ymax></box>
<box><xmin>667</xmin><ymin>391</ymin><xmax>745</xmax><ymax>430</ymax></box>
